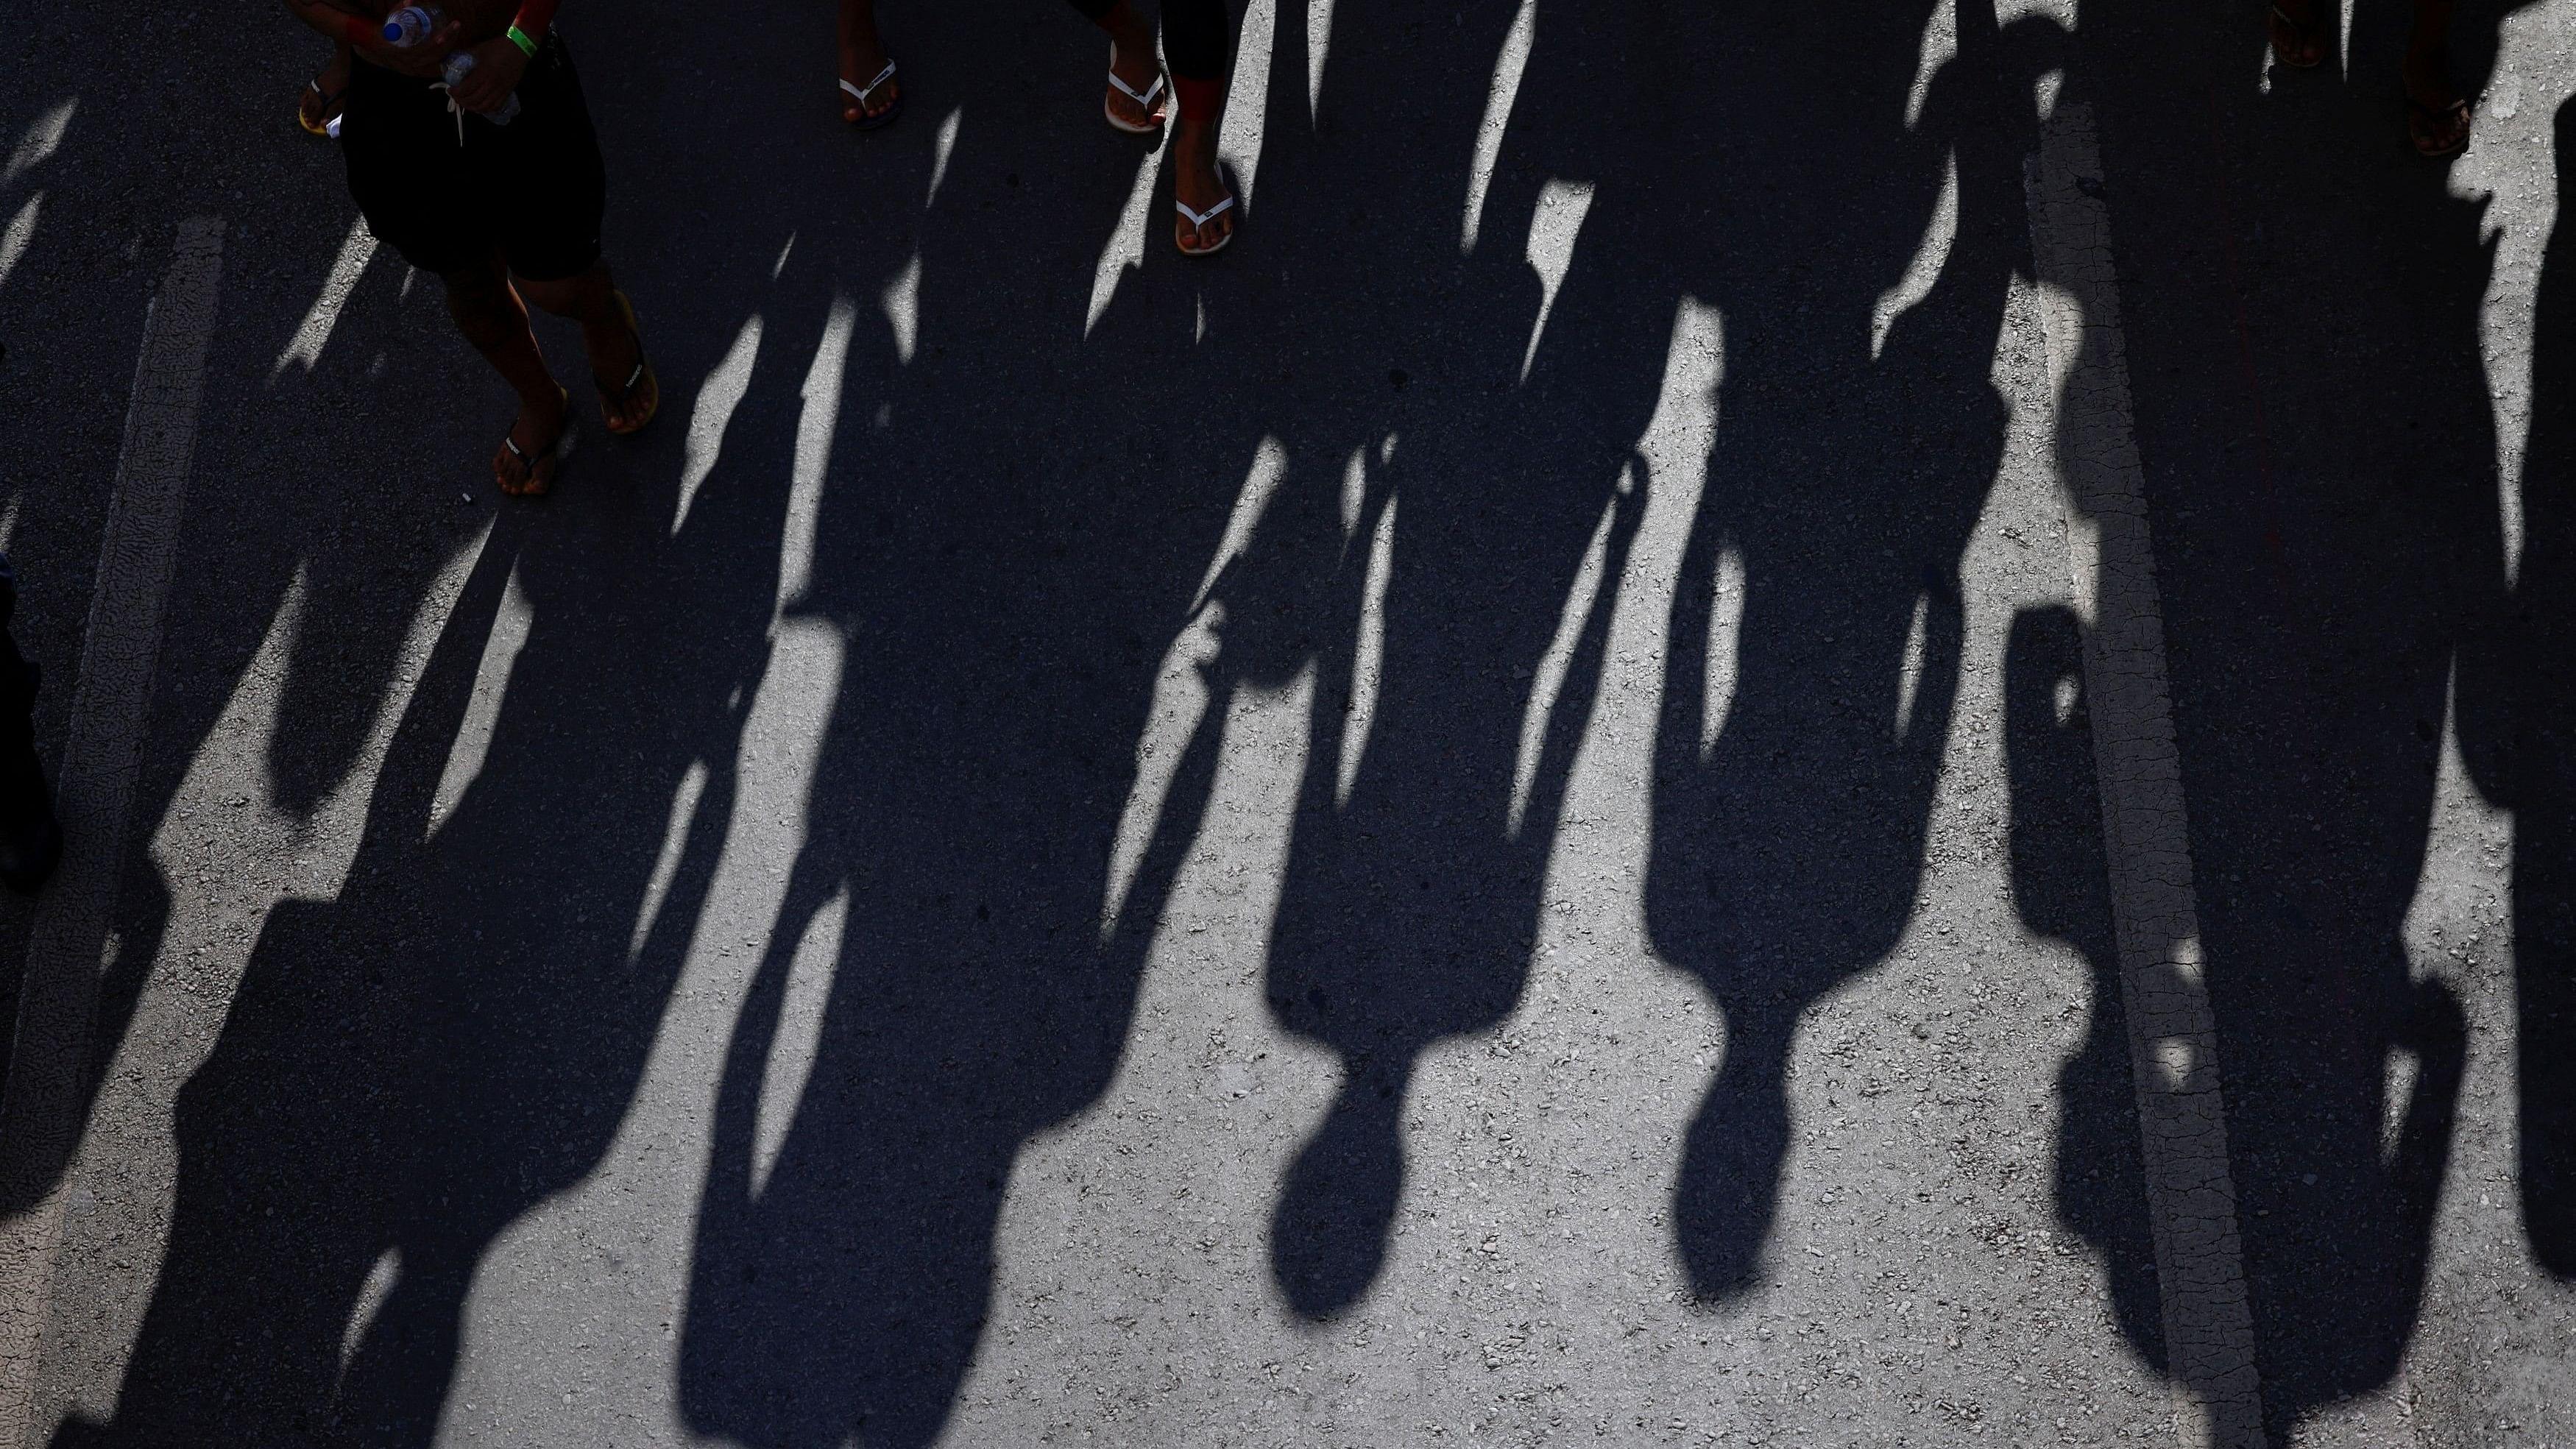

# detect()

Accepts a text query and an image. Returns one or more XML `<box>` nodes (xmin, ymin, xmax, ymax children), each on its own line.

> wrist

<box><xmin>505</xmin><ymin>23</ymin><xmax>538</xmax><ymax>57</ymax></box>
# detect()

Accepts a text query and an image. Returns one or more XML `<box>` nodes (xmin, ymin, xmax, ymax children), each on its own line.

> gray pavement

<box><xmin>0</xmin><ymin>0</ymin><xmax>2572</xmax><ymax>1445</ymax></box>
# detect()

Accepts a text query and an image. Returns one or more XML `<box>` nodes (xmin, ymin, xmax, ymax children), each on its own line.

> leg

<box><xmin>1073</xmin><ymin>0</ymin><xmax>1171</xmax><ymax>131</ymax></box>
<box><xmin>2405</xmin><ymin>0</ymin><xmax>2469</xmax><ymax>155</ymax></box>
<box><xmin>443</xmin><ymin>252</ymin><xmax>573</xmax><ymax>496</ymax></box>
<box><xmin>516</xmin><ymin>260</ymin><xmax>657</xmax><ymax>435</ymax></box>
<box><xmin>1163</xmin><ymin>0</ymin><xmax>1236</xmax><ymax>253</ymax></box>
<box><xmin>838</xmin><ymin>0</ymin><xmax>900</xmax><ymax>124</ymax></box>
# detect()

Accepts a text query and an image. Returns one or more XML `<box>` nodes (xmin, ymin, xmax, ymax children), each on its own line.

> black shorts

<box><xmin>340</xmin><ymin>35</ymin><xmax>606</xmax><ymax>281</ymax></box>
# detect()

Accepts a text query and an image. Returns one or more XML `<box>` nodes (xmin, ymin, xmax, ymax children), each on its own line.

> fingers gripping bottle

<box><xmin>440</xmin><ymin>52</ymin><xmax>522</xmax><ymax>125</ymax></box>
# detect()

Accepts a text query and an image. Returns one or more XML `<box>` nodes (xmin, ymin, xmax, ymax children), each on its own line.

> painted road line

<box><xmin>0</xmin><ymin>214</ymin><xmax>224</xmax><ymax>1449</ymax></box>
<box><xmin>2025</xmin><ymin>106</ymin><xmax>2267</xmax><ymax>1449</ymax></box>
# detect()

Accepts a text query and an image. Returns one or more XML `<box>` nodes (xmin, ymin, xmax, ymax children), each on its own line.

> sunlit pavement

<box><xmin>1</xmin><ymin>1</ymin><xmax>2572</xmax><ymax>1445</ymax></box>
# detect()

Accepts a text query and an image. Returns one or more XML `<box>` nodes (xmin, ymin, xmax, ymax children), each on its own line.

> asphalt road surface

<box><xmin>0</xmin><ymin>0</ymin><xmax>2571</xmax><ymax>1445</ymax></box>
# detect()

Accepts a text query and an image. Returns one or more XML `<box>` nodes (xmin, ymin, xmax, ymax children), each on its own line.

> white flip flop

<box><xmin>840</xmin><ymin>60</ymin><xmax>902</xmax><ymax>130</ymax></box>
<box><xmin>1176</xmin><ymin>190</ymin><xmax>1235</xmax><ymax>256</ymax></box>
<box><xmin>1105</xmin><ymin>63</ymin><xmax>1168</xmax><ymax>134</ymax></box>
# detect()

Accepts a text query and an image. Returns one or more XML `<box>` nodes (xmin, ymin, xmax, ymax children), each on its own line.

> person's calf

<box><xmin>520</xmin><ymin>264</ymin><xmax>657</xmax><ymax>434</ymax></box>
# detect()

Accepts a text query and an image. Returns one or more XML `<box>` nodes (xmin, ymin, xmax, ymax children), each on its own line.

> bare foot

<box><xmin>839</xmin><ymin>33</ymin><xmax>900</xmax><ymax>124</ymax></box>
<box><xmin>496</xmin><ymin>386</ymin><xmax>570</xmax><ymax>497</ymax></box>
<box><xmin>1105</xmin><ymin>21</ymin><xmax>1168</xmax><ymax>130</ymax></box>
<box><xmin>1172</xmin><ymin>119</ymin><xmax>1234</xmax><ymax>255</ymax></box>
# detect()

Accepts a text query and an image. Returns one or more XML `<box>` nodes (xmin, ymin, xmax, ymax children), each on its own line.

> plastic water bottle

<box><xmin>442</xmin><ymin>52</ymin><xmax>521</xmax><ymax>125</ymax></box>
<box><xmin>381</xmin><ymin>5</ymin><xmax>445</xmax><ymax>46</ymax></box>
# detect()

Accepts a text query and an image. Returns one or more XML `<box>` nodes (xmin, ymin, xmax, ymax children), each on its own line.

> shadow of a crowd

<box><xmin>0</xmin><ymin>0</ymin><xmax>2565</xmax><ymax>1444</ymax></box>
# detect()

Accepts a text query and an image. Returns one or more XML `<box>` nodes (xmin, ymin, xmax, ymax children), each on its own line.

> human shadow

<box><xmin>1639</xmin><ymin>0</ymin><xmax>2066</xmax><ymax>1299</ymax></box>
<box><xmin>53</xmin><ymin>26</ymin><xmax>849</xmax><ymax>1436</ymax></box>
<box><xmin>0</xmin><ymin>5</ymin><xmax>484</xmax><ymax>1200</ymax></box>
<box><xmin>672</xmin><ymin>4</ymin><xmax>1262</xmax><ymax>1441</ymax></box>
<box><xmin>673</xmin><ymin>1</ymin><xmax>1675</xmax><ymax>1438</ymax></box>
<box><xmin>2461</xmin><ymin>91</ymin><xmax>2576</xmax><ymax>1280</ymax></box>
<box><xmin>1217</xmin><ymin>0</ymin><xmax>1673</xmax><ymax>1320</ymax></box>
<box><xmin>2060</xmin><ymin>0</ymin><xmax>2504</xmax><ymax>1431</ymax></box>
<box><xmin>2005</xmin><ymin>605</ymin><xmax>2165</xmax><ymax>1366</ymax></box>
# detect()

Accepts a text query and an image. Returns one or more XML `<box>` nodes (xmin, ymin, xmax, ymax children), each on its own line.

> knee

<box><xmin>513</xmin><ymin>262</ymin><xmax>606</xmax><ymax>320</ymax></box>
<box><xmin>442</xmin><ymin>269</ymin><xmax>519</xmax><ymax>351</ymax></box>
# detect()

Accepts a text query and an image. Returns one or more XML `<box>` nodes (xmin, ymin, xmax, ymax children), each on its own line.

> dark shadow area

<box><xmin>1209</xmin><ymin>0</ymin><xmax>1669</xmax><ymax>1321</ymax></box>
<box><xmin>0</xmin><ymin>0</ymin><xmax>548</xmax><ymax>1213</ymax></box>
<box><xmin>2073</xmin><ymin>0</ymin><xmax>2517</xmax><ymax>1434</ymax></box>
<box><xmin>50</xmin><ymin>3</ymin><xmax>838</xmax><ymax>1438</ymax></box>
<box><xmin>2006</xmin><ymin>604</ymin><xmax>2165</xmax><ymax>1369</ymax></box>
<box><xmin>15</xmin><ymin>0</ymin><xmax>2568</xmax><ymax>1442</ymax></box>
<box><xmin>2460</xmin><ymin>92</ymin><xmax>2576</xmax><ymax>1278</ymax></box>
<box><xmin>1639</xmin><ymin>0</ymin><xmax>2064</xmax><ymax>1298</ymax></box>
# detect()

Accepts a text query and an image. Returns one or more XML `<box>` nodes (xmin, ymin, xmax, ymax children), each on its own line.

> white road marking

<box><xmin>1871</xmin><ymin>149</ymin><xmax>1958</xmax><ymax>361</ymax></box>
<box><xmin>1462</xmin><ymin>0</ymin><xmax>1537</xmax><ymax>255</ymax></box>
<box><xmin>1520</xmin><ymin>180</ymin><xmax>1594</xmax><ymax>382</ymax></box>
<box><xmin>676</xmin><ymin>313</ymin><xmax>764</xmax><ymax>534</ymax></box>
<box><xmin>0</xmin><ymin>215</ymin><xmax>224</xmax><ymax>1449</ymax></box>
<box><xmin>2025</xmin><ymin>104</ymin><xmax>2266</xmax><ymax>1449</ymax></box>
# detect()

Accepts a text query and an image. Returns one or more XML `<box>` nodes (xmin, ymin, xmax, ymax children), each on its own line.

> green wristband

<box><xmin>506</xmin><ymin>24</ymin><xmax>539</xmax><ymax>57</ymax></box>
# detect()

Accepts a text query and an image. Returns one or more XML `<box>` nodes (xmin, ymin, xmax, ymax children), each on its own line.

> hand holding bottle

<box><xmin>445</xmin><ymin>36</ymin><xmax>531</xmax><ymax>116</ymax></box>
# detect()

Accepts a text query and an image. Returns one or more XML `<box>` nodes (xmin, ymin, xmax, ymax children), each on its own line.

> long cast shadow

<box><xmin>2066</xmin><ymin>0</ymin><xmax>2513</xmax><ymax>1431</ymax></box>
<box><xmin>2463</xmin><ymin>91</ymin><xmax>2576</xmax><ymax>1282</ymax></box>
<box><xmin>1641</xmin><ymin>0</ymin><xmax>2064</xmax><ymax>1299</ymax></box>
<box><xmin>54</xmin><ymin>4</ymin><xmax>857</xmax><ymax>1433</ymax></box>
